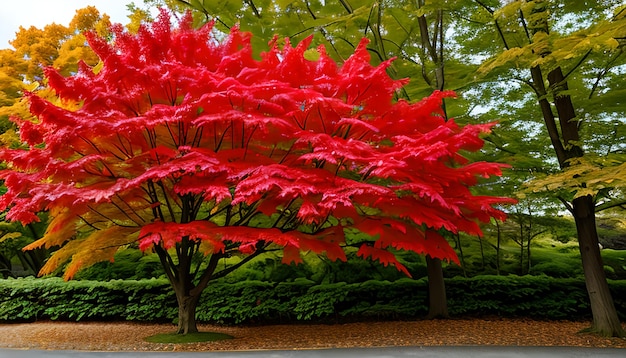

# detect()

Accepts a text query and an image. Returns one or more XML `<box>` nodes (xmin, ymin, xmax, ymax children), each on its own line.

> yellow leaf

<box><xmin>25</xmin><ymin>82</ymin><xmax>40</xmax><ymax>92</ymax></box>
<box><xmin>303</xmin><ymin>48</ymin><xmax>320</xmax><ymax>61</ymax></box>
<box><xmin>60</xmin><ymin>225</ymin><xmax>139</xmax><ymax>280</ymax></box>
<box><xmin>573</xmin><ymin>187</ymin><xmax>597</xmax><ymax>199</ymax></box>
<box><xmin>93</xmin><ymin>60</ymin><xmax>104</xmax><ymax>75</ymax></box>
<box><xmin>604</xmin><ymin>37</ymin><xmax>620</xmax><ymax>49</ymax></box>
<box><xmin>0</xmin><ymin>232</ymin><xmax>22</xmax><ymax>243</ymax></box>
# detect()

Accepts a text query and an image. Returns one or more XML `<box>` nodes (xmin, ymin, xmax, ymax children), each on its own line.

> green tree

<box><xmin>467</xmin><ymin>0</ymin><xmax>626</xmax><ymax>337</ymax></box>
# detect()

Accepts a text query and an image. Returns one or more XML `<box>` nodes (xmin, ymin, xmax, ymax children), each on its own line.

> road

<box><xmin>1</xmin><ymin>346</ymin><xmax>624</xmax><ymax>358</ymax></box>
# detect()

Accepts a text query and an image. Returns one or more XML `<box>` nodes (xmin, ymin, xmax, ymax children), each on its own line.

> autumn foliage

<box><xmin>0</xmin><ymin>10</ymin><xmax>513</xmax><ymax>280</ymax></box>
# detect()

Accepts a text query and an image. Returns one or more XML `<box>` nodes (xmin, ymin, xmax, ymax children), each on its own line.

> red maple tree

<box><xmin>0</xmin><ymin>10</ymin><xmax>514</xmax><ymax>334</ymax></box>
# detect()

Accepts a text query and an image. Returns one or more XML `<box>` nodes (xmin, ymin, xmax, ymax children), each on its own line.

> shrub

<box><xmin>1</xmin><ymin>276</ymin><xmax>624</xmax><ymax>324</ymax></box>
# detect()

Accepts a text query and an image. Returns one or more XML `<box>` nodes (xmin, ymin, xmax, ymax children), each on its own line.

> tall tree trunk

<box><xmin>477</xmin><ymin>235</ymin><xmax>485</xmax><ymax>270</ymax></box>
<box><xmin>528</xmin><ymin>63</ymin><xmax>624</xmax><ymax>336</ymax></box>
<box><xmin>418</xmin><ymin>5</ymin><xmax>450</xmax><ymax>319</ymax></box>
<box><xmin>416</xmin><ymin>4</ymin><xmax>448</xmax><ymax>318</ymax></box>
<box><xmin>454</xmin><ymin>232</ymin><xmax>467</xmax><ymax>277</ymax></box>
<box><xmin>573</xmin><ymin>195</ymin><xmax>625</xmax><ymax>337</ymax></box>
<box><xmin>495</xmin><ymin>220</ymin><xmax>501</xmax><ymax>275</ymax></box>
<box><xmin>517</xmin><ymin>214</ymin><xmax>525</xmax><ymax>275</ymax></box>
<box><xmin>519</xmin><ymin>239</ymin><xmax>524</xmax><ymax>275</ymax></box>
<box><xmin>426</xmin><ymin>255</ymin><xmax>448</xmax><ymax>318</ymax></box>
<box><xmin>547</xmin><ymin>68</ymin><xmax>623</xmax><ymax>337</ymax></box>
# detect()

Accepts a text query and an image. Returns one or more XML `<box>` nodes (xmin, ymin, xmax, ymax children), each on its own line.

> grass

<box><xmin>145</xmin><ymin>331</ymin><xmax>234</xmax><ymax>344</ymax></box>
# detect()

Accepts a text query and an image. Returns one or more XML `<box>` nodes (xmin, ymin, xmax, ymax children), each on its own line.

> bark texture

<box><xmin>573</xmin><ymin>195</ymin><xmax>625</xmax><ymax>337</ymax></box>
<box><xmin>175</xmin><ymin>293</ymin><xmax>201</xmax><ymax>334</ymax></box>
<box><xmin>426</xmin><ymin>256</ymin><xmax>449</xmax><ymax>318</ymax></box>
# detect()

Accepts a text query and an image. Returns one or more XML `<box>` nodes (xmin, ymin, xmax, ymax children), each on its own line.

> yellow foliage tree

<box><xmin>0</xmin><ymin>7</ymin><xmax>114</xmax><ymax>131</ymax></box>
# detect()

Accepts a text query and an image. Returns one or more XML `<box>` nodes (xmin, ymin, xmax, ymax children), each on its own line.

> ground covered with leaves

<box><xmin>0</xmin><ymin>319</ymin><xmax>624</xmax><ymax>351</ymax></box>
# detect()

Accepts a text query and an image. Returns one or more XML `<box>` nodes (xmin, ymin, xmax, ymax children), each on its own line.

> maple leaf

<box><xmin>357</xmin><ymin>245</ymin><xmax>411</xmax><ymax>276</ymax></box>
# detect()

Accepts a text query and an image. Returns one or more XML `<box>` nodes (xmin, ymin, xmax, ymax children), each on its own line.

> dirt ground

<box><xmin>0</xmin><ymin>319</ymin><xmax>625</xmax><ymax>352</ymax></box>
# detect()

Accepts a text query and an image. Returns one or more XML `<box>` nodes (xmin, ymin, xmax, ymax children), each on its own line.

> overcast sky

<box><xmin>0</xmin><ymin>0</ymin><xmax>135</xmax><ymax>50</ymax></box>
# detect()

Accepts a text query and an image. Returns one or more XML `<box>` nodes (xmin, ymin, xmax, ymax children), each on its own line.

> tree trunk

<box><xmin>517</xmin><ymin>222</ymin><xmax>524</xmax><ymax>275</ymax></box>
<box><xmin>426</xmin><ymin>255</ymin><xmax>448</xmax><ymax>318</ymax></box>
<box><xmin>526</xmin><ymin>234</ymin><xmax>532</xmax><ymax>274</ymax></box>
<box><xmin>174</xmin><ymin>290</ymin><xmax>201</xmax><ymax>334</ymax></box>
<box><xmin>154</xmin><ymin>241</ymin><xmax>206</xmax><ymax>336</ymax></box>
<box><xmin>477</xmin><ymin>236</ymin><xmax>485</xmax><ymax>270</ymax></box>
<box><xmin>543</xmin><ymin>67</ymin><xmax>624</xmax><ymax>337</ymax></box>
<box><xmin>495</xmin><ymin>220</ymin><xmax>501</xmax><ymax>275</ymax></box>
<box><xmin>573</xmin><ymin>195</ymin><xmax>625</xmax><ymax>337</ymax></box>
<box><xmin>454</xmin><ymin>233</ymin><xmax>467</xmax><ymax>277</ymax></box>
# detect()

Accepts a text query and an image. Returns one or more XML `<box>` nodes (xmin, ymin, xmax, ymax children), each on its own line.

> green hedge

<box><xmin>1</xmin><ymin>276</ymin><xmax>624</xmax><ymax>324</ymax></box>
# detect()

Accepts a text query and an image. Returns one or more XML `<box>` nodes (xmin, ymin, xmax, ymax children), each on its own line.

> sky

<box><xmin>0</xmin><ymin>0</ymin><xmax>135</xmax><ymax>50</ymax></box>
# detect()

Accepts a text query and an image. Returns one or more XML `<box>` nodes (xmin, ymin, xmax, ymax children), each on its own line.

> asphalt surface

<box><xmin>0</xmin><ymin>346</ymin><xmax>624</xmax><ymax>358</ymax></box>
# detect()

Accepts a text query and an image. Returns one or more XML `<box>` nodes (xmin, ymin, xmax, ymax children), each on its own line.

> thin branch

<box><xmin>211</xmin><ymin>243</ymin><xmax>269</xmax><ymax>280</ymax></box>
<box><xmin>588</xmin><ymin>48</ymin><xmax>624</xmax><ymax>99</ymax></box>
<box><xmin>154</xmin><ymin>243</ymin><xmax>178</xmax><ymax>282</ymax></box>
<box><xmin>156</xmin><ymin>180</ymin><xmax>177</xmax><ymax>222</ymax></box>
<box><xmin>557</xmin><ymin>196</ymin><xmax>574</xmax><ymax>214</ymax></box>
<box><xmin>245</xmin><ymin>0</ymin><xmax>261</xmax><ymax>18</ymax></box>
<box><xmin>339</xmin><ymin>0</ymin><xmax>353</xmax><ymax>14</ymax></box>
<box><xmin>518</xmin><ymin>8</ymin><xmax>533</xmax><ymax>44</ymax></box>
<box><xmin>562</xmin><ymin>49</ymin><xmax>592</xmax><ymax>81</ymax></box>
<box><xmin>474</xmin><ymin>0</ymin><xmax>494</xmax><ymax>14</ymax></box>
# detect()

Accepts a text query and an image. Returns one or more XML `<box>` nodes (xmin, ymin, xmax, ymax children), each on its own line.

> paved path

<box><xmin>1</xmin><ymin>346</ymin><xmax>624</xmax><ymax>358</ymax></box>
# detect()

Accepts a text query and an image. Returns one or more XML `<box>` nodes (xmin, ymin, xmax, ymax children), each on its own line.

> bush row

<box><xmin>1</xmin><ymin>275</ymin><xmax>624</xmax><ymax>324</ymax></box>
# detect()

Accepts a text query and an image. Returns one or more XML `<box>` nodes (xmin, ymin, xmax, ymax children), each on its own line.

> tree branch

<box><xmin>588</xmin><ymin>48</ymin><xmax>624</xmax><ymax>99</ymax></box>
<box><xmin>562</xmin><ymin>49</ymin><xmax>592</xmax><ymax>82</ymax></box>
<box><xmin>557</xmin><ymin>196</ymin><xmax>574</xmax><ymax>214</ymax></box>
<box><xmin>211</xmin><ymin>243</ymin><xmax>269</xmax><ymax>280</ymax></box>
<box><xmin>339</xmin><ymin>0</ymin><xmax>353</xmax><ymax>14</ymax></box>
<box><xmin>596</xmin><ymin>198</ymin><xmax>626</xmax><ymax>212</ymax></box>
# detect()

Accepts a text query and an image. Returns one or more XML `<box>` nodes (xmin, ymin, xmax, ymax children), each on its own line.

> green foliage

<box><xmin>610</xmin><ymin>280</ymin><xmax>626</xmax><ymax>320</ymax></box>
<box><xmin>0</xmin><ymin>214</ymin><xmax>52</xmax><ymax>278</ymax></box>
<box><xmin>2</xmin><ymin>276</ymin><xmax>624</xmax><ymax>324</ymax></box>
<box><xmin>446</xmin><ymin>275</ymin><xmax>590</xmax><ymax>319</ymax></box>
<box><xmin>0</xmin><ymin>277</ymin><xmax>176</xmax><ymax>322</ymax></box>
<box><xmin>601</xmin><ymin>249</ymin><xmax>626</xmax><ymax>280</ymax></box>
<box><xmin>197</xmin><ymin>280</ymin><xmax>275</xmax><ymax>324</ymax></box>
<box><xmin>439</xmin><ymin>223</ymin><xmax>626</xmax><ymax>280</ymax></box>
<box><xmin>75</xmin><ymin>249</ymin><xmax>165</xmax><ymax>281</ymax></box>
<box><xmin>293</xmin><ymin>282</ymin><xmax>349</xmax><ymax>320</ymax></box>
<box><xmin>529</xmin><ymin>246</ymin><xmax>583</xmax><ymax>278</ymax></box>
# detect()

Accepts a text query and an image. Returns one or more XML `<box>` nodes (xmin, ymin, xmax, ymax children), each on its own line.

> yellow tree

<box><xmin>54</xmin><ymin>6</ymin><xmax>112</xmax><ymax>76</ymax></box>
<box><xmin>0</xmin><ymin>49</ymin><xmax>30</xmax><ymax>145</ymax></box>
<box><xmin>0</xmin><ymin>7</ymin><xmax>113</xmax><ymax>127</ymax></box>
<box><xmin>10</xmin><ymin>24</ymin><xmax>69</xmax><ymax>81</ymax></box>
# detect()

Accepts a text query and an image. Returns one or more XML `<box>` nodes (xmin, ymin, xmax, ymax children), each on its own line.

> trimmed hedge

<box><xmin>1</xmin><ymin>275</ymin><xmax>624</xmax><ymax>324</ymax></box>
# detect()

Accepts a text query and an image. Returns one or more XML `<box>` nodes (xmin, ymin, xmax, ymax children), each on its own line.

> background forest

<box><xmin>0</xmin><ymin>0</ymin><xmax>625</xmax><ymax>336</ymax></box>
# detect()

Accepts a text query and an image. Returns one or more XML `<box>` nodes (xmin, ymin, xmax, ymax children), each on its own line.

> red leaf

<box><xmin>357</xmin><ymin>245</ymin><xmax>410</xmax><ymax>276</ymax></box>
<box><xmin>425</xmin><ymin>231</ymin><xmax>460</xmax><ymax>265</ymax></box>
